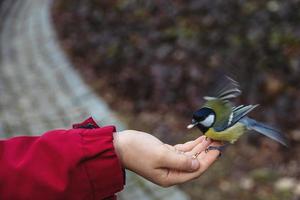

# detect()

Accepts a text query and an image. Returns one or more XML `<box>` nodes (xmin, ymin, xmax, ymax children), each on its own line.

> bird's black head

<box><xmin>187</xmin><ymin>107</ymin><xmax>216</xmax><ymax>133</ymax></box>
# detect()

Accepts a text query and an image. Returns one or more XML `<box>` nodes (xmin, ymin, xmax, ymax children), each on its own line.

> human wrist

<box><xmin>113</xmin><ymin>131</ymin><xmax>130</xmax><ymax>168</ymax></box>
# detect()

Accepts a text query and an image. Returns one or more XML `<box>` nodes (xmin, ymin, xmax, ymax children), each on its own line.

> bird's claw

<box><xmin>205</xmin><ymin>145</ymin><xmax>227</xmax><ymax>157</ymax></box>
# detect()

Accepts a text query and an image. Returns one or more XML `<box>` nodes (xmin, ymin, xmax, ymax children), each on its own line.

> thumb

<box><xmin>160</xmin><ymin>150</ymin><xmax>200</xmax><ymax>172</ymax></box>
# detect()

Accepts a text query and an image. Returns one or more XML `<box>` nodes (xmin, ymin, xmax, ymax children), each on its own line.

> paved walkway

<box><xmin>0</xmin><ymin>0</ymin><xmax>190</xmax><ymax>199</ymax></box>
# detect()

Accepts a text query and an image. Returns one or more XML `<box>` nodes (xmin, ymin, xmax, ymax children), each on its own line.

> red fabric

<box><xmin>0</xmin><ymin>117</ymin><xmax>125</xmax><ymax>200</ymax></box>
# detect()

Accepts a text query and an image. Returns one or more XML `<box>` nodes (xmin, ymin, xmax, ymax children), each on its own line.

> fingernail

<box><xmin>191</xmin><ymin>159</ymin><xmax>199</xmax><ymax>170</ymax></box>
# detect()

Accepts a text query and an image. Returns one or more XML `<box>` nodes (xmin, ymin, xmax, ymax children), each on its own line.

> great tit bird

<box><xmin>187</xmin><ymin>77</ymin><xmax>288</xmax><ymax>153</ymax></box>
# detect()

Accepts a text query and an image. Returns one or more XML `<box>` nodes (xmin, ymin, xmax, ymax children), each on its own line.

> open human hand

<box><xmin>113</xmin><ymin>130</ymin><xmax>221</xmax><ymax>187</ymax></box>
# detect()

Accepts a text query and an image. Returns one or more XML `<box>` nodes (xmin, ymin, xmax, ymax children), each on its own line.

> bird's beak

<box><xmin>187</xmin><ymin>123</ymin><xmax>196</xmax><ymax>129</ymax></box>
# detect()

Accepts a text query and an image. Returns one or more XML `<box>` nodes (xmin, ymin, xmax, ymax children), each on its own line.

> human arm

<box><xmin>0</xmin><ymin>117</ymin><xmax>220</xmax><ymax>200</ymax></box>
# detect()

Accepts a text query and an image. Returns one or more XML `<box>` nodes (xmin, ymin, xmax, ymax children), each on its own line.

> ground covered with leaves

<box><xmin>52</xmin><ymin>1</ymin><xmax>300</xmax><ymax>199</ymax></box>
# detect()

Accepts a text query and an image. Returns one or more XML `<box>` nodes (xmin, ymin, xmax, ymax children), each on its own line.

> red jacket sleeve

<box><xmin>0</xmin><ymin>117</ymin><xmax>125</xmax><ymax>200</ymax></box>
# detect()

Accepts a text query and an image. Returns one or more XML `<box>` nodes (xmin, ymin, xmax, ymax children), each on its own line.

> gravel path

<box><xmin>0</xmin><ymin>0</ymin><xmax>190</xmax><ymax>199</ymax></box>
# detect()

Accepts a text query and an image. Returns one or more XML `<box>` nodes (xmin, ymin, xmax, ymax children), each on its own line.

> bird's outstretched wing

<box><xmin>204</xmin><ymin>76</ymin><xmax>241</xmax><ymax>101</ymax></box>
<box><xmin>228</xmin><ymin>104</ymin><xmax>259</xmax><ymax>127</ymax></box>
<box><xmin>204</xmin><ymin>77</ymin><xmax>242</xmax><ymax>131</ymax></box>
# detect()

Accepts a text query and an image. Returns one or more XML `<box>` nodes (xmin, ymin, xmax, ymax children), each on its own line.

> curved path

<box><xmin>0</xmin><ymin>0</ymin><xmax>190</xmax><ymax>199</ymax></box>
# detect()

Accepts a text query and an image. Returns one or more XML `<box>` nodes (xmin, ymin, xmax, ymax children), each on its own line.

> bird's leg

<box><xmin>205</xmin><ymin>142</ymin><xmax>230</xmax><ymax>157</ymax></box>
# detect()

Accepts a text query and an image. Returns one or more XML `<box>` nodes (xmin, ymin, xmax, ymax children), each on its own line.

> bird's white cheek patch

<box><xmin>201</xmin><ymin>114</ymin><xmax>215</xmax><ymax>127</ymax></box>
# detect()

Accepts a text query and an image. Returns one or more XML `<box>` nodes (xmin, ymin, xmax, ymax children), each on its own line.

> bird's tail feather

<box><xmin>240</xmin><ymin>117</ymin><xmax>289</xmax><ymax>147</ymax></box>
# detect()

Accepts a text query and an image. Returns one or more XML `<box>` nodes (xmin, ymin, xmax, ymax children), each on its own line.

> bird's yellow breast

<box><xmin>205</xmin><ymin>122</ymin><xmax>246</xmax><ymax>143</ymax></box>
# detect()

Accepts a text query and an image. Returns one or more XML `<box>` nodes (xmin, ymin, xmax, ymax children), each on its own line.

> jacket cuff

<box><xmin>79</xmin><ymin>125</ymin><xmax>125</xmax><ymax>199</ymax></box>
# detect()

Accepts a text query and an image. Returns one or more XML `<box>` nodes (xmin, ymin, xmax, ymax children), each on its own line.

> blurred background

<box><xmin>52</xmin><ymin>0</ymin><xmax>300</xmax><ymax>199</ymax></box>
<box><xmin>1</xmin><ymin>0</ymin><xmax>300</xmax><ymax>199</ymax></box>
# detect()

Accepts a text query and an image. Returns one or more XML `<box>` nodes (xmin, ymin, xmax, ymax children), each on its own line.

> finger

<box><xmin>197</xmin><ymin>141</ymin><xmax>222</xmax><ymax>172</ymax></box>
<box><xmin>184</xmin><ymin>137</ymin><xmax>213</xmax><ymax>157</ymax></box>
<box><xmin>174</xmin><ymin>136</ymin><xmax>206</xmax><ymax>152</ymax></box>
<box><xmin>159</xmin><ymin>149</ymin><xmax>200</xmax><ymax>172</ymax></box>
<box><xmin>165</xmin><ymin>141</ymin><xmax>222</xmax><ymax>184</ymax></box>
